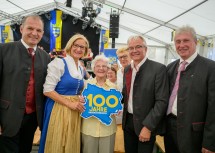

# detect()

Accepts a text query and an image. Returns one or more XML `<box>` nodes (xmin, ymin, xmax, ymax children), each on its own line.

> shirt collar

<box><xmin>179</xmin><ymin>51</ymin><xmax>198</xmax><ymax>64</ymax></box>
<box><xmin>90</xmin><ymin>78</ymin><xmax>112</xmax><ymax>88</ymax></box>
<box><xmin>131</xmin><ymin>56</ymin><xmax>147</xmax><ymax>71</ymax></box>
<box><xmin>67</xmin><ymin>54</ymin><xmax>81</xmax><ymax>68</ymax></box>
<box><xmin>21</xmin><ymin>39</ymin><xmax>37</xmax><ymax>51</ymax></box>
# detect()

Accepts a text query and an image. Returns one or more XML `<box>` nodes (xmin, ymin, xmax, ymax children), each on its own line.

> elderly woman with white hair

<box><xmin>81</xmin><ymin>55</ymin><xmax>117</xmax><ymax>153</ymax></box>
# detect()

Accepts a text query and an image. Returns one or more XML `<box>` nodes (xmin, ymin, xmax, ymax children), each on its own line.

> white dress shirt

<box><xmin>127</xmin><ymin>57</ymin><xmax>147</xmax><ymax>114</ymax></box>
<box><xmin>171</xmin><ymin>51</ymin><xmax>198</xmax><ymax>115</ymax></box>
<box><xmin>43</xmin><ymin>55</ymin><xmax>83</xmax><ymax>92</ymax></box>
<box><xmin>21</xmin><ymin>39</ymin><xmax>37</xmax><ymax>52</ymax></box>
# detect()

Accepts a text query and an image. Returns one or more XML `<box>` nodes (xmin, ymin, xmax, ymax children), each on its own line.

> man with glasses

<box><xmin>122</xmin><ymin>35</ymin><xmax>169</xmax><ymax>153</ymax></box>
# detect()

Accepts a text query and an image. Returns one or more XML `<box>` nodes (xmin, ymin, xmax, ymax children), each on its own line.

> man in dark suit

<box><xmin>122</xmin><ymin>35</ymin><xmax>169</xmax><ymax>153</ymax></box>
<box><xmin>164</xmin><ymin>25</ymin><xmax>215</xmax><ymax>153</ymax></box>
<box><xmin>0</xmin><ymin>15</ymin><xmax>50</xmax><ymax>153</ymax></box>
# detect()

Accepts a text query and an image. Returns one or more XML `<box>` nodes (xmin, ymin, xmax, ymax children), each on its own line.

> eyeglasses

<box><xmin>118</xmin><ymin>55</ymin><xmax>128</xmax><ymax>60</ymax></box>
<box><xmin>72</xmin><ymin>44</ymin><xmax>86</xmax><ymax>50</ymax></box>
<box><xmin>128</xmin><ymin>45</ymin><xmax>145</xmax><ymax>51</ymax></box>
<box><xmin>95</xmin><ymin>65</ymin><xmax>108</xmax><ymax>69</ymax></box>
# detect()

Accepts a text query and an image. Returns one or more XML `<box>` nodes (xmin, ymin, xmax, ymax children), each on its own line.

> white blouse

<box><xmin>43</xmin><ymin>55</ymin><xmax>83</xmax><ymax>92</ymax></box>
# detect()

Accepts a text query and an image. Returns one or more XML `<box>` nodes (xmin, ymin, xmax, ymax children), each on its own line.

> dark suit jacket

<box><xmin>0</xmin><ymin>41</ymin><xmax>50</xmax><ymax>137</ymax></box>
<box><xmin>122</xmin><ymin>59</ymin><xmax>169</xmax><ymax>136</ymax></box>
<box><xmin>167</xmin><ymin>55</ymin><xmax>215</xmax><ymax>152</ymax></box>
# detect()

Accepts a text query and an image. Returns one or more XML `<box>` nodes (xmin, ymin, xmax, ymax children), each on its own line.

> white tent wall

<box><xmin>209</xmin><ymin>38</ymin><xmax>215</xmax><ymax>60</ymax></box>
<box><xmin>199</xmin><ymin>38</ymin><xmax>215</xmax><ymax>60</ymax></box>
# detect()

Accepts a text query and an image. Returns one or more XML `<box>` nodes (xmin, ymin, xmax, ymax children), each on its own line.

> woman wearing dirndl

<box><xmin>38</xmin><ymin>34</ymin><xmax>89</xmax><ymax>153</ymax></box>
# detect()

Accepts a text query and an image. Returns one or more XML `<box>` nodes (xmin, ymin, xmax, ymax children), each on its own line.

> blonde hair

<box><xmin>116</xmin><ymin>46</ymin><xmax>128</xmax><ymax>56</ymax></box>
<box><xmin>64</xmin><ymin>34</ymin><xmax>89</xmax><ymax>56</ymax></box>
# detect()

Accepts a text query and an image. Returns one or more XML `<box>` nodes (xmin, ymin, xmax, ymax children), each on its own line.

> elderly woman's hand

<box><xmin>79</xmin><ymin>95</ymin><xmax>85</xmax><ymax>104</ymax></box>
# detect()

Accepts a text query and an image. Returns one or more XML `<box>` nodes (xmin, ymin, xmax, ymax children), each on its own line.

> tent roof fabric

<box><xmin>0</xmin><ymin>0</ymin><xmax>214</xmax><ymax>46</ymax></box>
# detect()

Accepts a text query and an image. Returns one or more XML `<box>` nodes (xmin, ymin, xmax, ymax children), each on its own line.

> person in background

<box><xmin>80</xmin><ymin>60</ymin><xmax>91</xmax><ymax>80</ymax></box>
<box><xmin>81</xmin><ymin>55</ymin><xmax>117</xmax><ymax>153</ymax></box>
<box><xmin>107</xmin><ymin>66</ymin><xmax>117</xmax><ymax>84</ymax></box>
<box><xmin>38</xmin><ymin>34</ymin><xmax>89</xmax><ymax>153</ymax></box>
<box><xmin>122</xmin><ymin>35</ymin><xmax>169</xmax><ymax>153</ymax></box>
<box><xmin>82</xmin><ymin>48</ymin><xmax>94</xmax><ymax>66</ymax></box>
<box><xmin>49</xmin><ymin>48</ymin><xmax>57</xmax><ymax>60</ymax></box>
<box><xmin>116</xmin><ymin>46</ymin><xmax>131</xmax><ymax>92</ymax></box>
<box><xmin>111</xmin><ymin>62</ymin><xmax>119</xmax><ymax>71</ymax></box>
<box><xmin>56</xmin><ymin>49</ymin><xmax>67</xmax><ymax>58</ymax></box>
<box><xmin>115</xmin><ymin>47</ymin><xmax>131</xmax><ymax>125</ymax></box>
<box><xmin>164</xmin><ymin>25</ymin><xmax>215</xmax><ymax>153</ymax></box>
<box><xmin>0</xmin><ymin>15</ymin><xmax>50</xmax><ymax>153</ymax></box>
<box><xmin>61</xmin><ymin>49</ymin><xmax>67</xmax><ymax>57</ymax></box>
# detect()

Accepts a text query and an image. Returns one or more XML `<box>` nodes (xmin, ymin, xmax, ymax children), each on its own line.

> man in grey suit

<box><xmin>164</xmin><ymin>25</ymin><xmax>215</xmax><ymax>153</ymax></box>
<box><xmin>0</xmin><ymin>15</ymin><xmax>50</xmax><ymax>153</ymax></box>
<box><xmin>122</xmin><ymin>35</ymin><xmax>169</xmax><ymax>153</ymax></box>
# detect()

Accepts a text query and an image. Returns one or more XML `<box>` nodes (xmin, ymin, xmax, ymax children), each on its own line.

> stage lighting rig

<box><xmin>81</xmin><ymin>0</ymin><xmax>102</xmax><ymax>19</ymax></box>
<box><xmin>96</xmin><ymin>25</ymin><xmax>101</xmax><ymax>34</ymax></box>
<box><xmin>73</xmin><ymin>16</ymin><xmax>79</xmax><ymax>24</ymax></box>
<box><xmin>80</xmin><ymin>0</ymin><xmax>103</xmax><ymax>32</ymax></box>
<box><xmin>82</xmin><ymin>20</ymin><xmax>89</xmax><ymax>30</ymax></box>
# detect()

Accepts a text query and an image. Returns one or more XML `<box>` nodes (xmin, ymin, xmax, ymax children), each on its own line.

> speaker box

<box><xmin>109</xmin><ymin>14</ymin><xmax>119</xmax><ymax>38</ymax></box>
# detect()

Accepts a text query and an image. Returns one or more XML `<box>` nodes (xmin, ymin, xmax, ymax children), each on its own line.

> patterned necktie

<box><xmin>167</xmin><ymin>61</ymin><xmax>187</xmax><ymax>115</ymax></box>
<box><xmin>28</xmin><ymin>48</ymin><xmax>34</xmax><ymax>56</ymax></box>
<box><xmin>25</xmin><ymin>47</ymin><xmax>36</xmax><ymax>114</ymax></box>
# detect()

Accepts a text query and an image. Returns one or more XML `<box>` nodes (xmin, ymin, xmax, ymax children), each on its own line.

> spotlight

<box><xmin>72</xmin><ymin>17</ymin><xmax>79</xmax><ymax>24</ymax></box>
<box><xmin>88</xmin><ymin>18</ymin><xmax>95</xmax><ymax>27</ymax></box>
<box><xmin>96</xmin><ymin>26</ymin><xmax>101</xmax><ymax>34</ymax></box>
<box><xmin>61</xmin><ymin>13</ymin><xmax>67</xmax><ymax>20</ymax></box>
<box><xmin>82</xmin><ymin>21</ymin><xmax>88</xmax><ymax>30</ymax></box>
<box><xmin>82</xmin><ymin>7</ymin><xmax>87</xmax><ymax>18</ymax></box>
<box><xmin>95</xmin><ymin>7</ymin><xmax>101</xmax><ymax>16</ymax></box>
<box><xmin>10</xmin><ymin>24</ymin><xmax>16</xmax><ymax>31</ymax></box>
<box><xmin>45</xmin><ymin>12</ymin><xmax>52</xmax><ymax>20</ymax></box>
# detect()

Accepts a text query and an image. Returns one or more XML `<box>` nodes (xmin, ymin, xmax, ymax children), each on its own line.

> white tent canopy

<box><xmin>0</xmin><ymin>0</ymin><xmax>215</xmax><ymax>47</ymax></box>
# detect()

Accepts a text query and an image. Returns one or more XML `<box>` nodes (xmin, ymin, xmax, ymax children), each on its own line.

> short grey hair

<box><xmin>127</xmin><ymin>35</ymin><xmax>147</xmax><ymax>46</ymax></box>
<box><xmin>174</xmin><ymin>25</ymin><xmax>197</xmax><ymax>41</ymax></box>
<box><xmin>21</xmin><ymin>15</ymin><xmax>44</xmax><ymax>28</ymax></box>
<box><xmin>91</xmin><ymin>54</ymin><xmax>110</xmax><ymax>70</ymax></box>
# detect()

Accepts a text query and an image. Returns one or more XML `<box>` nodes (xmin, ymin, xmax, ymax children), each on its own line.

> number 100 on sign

<box><xmin>87</xmin><ymin>94</ymin><xmax>118</xmax><ymax>113</ymax></box>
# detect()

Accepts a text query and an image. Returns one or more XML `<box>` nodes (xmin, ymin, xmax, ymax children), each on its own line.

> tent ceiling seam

<box><xmin>103</xmin><ymin>1</ymin><xmax>177</xmax><ymax>30</ymax></box>
<box><xmin>119</xmin><ymin>0</ymin><xmax>126</xmax><ymax>15</ymax></box>
<box><xmin>6</xmin><ymin>0</ymin><xmax>26</xmax><ymax>11</ymax></box>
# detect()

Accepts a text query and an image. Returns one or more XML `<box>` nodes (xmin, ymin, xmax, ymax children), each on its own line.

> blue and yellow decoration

<box><xmin>0</xmin><ymin>25</ymin><xmax>14</xmax><ymax>43</ymax></box>
<box><xmin>100</xmin><ymin>29</ymin><xmax>109</xmax><ymax>53</ymax></box>
<box><xmin>81</xmin><ymin>84</ymin><xmax>123</xmax><ymax>126</ymax></box>
<box><xmin>104</xmin><ymin>48</ymin><xmax>117</xmax><ymax>64</ymax></box>
<box><xmin>50</xmin><ymin>10</ymin><xmax>62</xmax><ymax>51</ymax></box>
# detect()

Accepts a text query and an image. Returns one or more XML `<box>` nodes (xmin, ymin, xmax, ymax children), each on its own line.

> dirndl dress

<box><xmin>39</xmin><ymin>58</ymin><xmax>84</xmax><ymax>153</ymax></box>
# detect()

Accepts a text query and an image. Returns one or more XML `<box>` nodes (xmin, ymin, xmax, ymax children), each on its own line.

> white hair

<box><xmin>91</xmin><ymin>54</ymin><xmax>110</xmax><ymax>70</ymax></box>
<box><xmin>175</xmin><ymin>25</ymin><xmax>197</xmax><ymax>41</ymax></box>
<box><xmin>127</xmin><ymin>35</ymin><xmax>147</xmax><ymax>46</ymax></box>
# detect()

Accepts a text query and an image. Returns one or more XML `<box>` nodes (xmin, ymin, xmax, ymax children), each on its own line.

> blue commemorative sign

<box><xmin>81</xmin><ymin>84</ymin><xmax>123</xmax><ymax>126</ymax></box>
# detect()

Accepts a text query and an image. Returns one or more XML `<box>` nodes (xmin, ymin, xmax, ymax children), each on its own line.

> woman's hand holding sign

<box><xmin>66</xmin><ymin>96</ymin><xmax>85</xmax><ymax>112</ymax></box>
